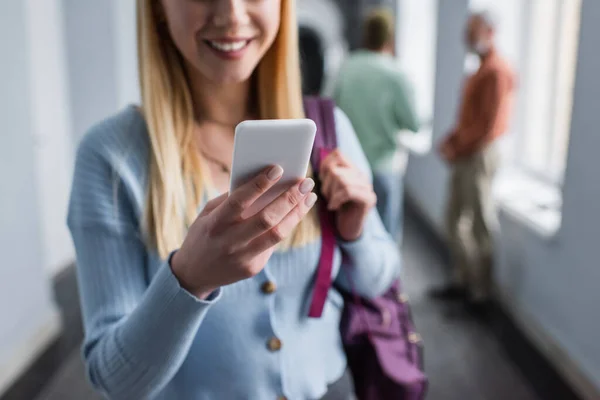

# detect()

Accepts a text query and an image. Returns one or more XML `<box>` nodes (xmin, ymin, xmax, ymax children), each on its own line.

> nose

<box><xmin>212</xmin><ymin>0</ymin><xmax>250</xmax><ymax>28</ymax></box>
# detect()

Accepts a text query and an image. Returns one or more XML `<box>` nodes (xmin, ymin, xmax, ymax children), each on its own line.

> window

<box><xmin>395</xmin><ymin>0</ymin><xmax>438</xmax><ymax>127</ymax></box>
<box><xmin>547</xmin><ymin>0</ymin><xmax>581</xmax><ymax>181</ymax></box>
<box><xmin>470</xmin><ymin>0</ymin><xmax>582</xmax><ymax>184</ymax></box>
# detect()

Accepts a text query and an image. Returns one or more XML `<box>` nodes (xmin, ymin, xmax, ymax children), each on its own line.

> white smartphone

<box><xmin>229</xmin><ymin>119</ymin><xmax>317</xmax><ymax>218</ymax></box>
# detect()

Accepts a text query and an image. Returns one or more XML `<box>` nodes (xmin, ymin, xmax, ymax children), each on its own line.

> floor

<box><xmin>400</xmin><ymin>212</ymin><xmax>576</xmax><ymax>400</ymax></box>
<box><xmin>3</xmin><ymin>209</ymin><xmax>581</xmax><ymax>400</ymax></box>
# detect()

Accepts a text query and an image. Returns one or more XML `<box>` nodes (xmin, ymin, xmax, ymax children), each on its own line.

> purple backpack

<box><xmin>304</xmin><ymin>97</ymin><xmax>428</xmax><ymax>400</ymax></box>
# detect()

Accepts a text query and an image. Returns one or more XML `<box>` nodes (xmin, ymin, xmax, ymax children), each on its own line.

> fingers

<box><xmin>327</xmin><ymin>183</ymin><xmax>375</xmax><ymax>211</ymax></box>
<box><xmin>320</xmin><ymin>161</ymin><xmax>342</xmax><ymax>199</ymax></box>
<box><xmin>320</xmin><ymin>152</ymin><xmax>375</xmax><ymax>210</ymax></box>
<box><xmin>320</xmin><ymin>166</ymin><xmax>355</xmax><ymax>200</ymax></box>
<box><xmin>200</xmin><ymin>192</ymin><xmax>229</xmax><ymax>217</ymax></box>
<box><xmin>331</xmin><ymin>149</ymin><xmax>352</xmax><ymax>167</ymax></box>
<box><xmin>321</xmin><ymin>149</ymin><xmax>346</xmax><ymax>168</ymax></box>
<box><xmin>321</xmin><ymin>159</ymin><xmax>375</xmax><ymax>210</ymax></box>
<box><xmin>216</xmin><ymin>165</ymin><xmax>283</xmax><ymax>221</ymax></box>
<box><xmin>233</xmin><ymin>178</ymin><xmax>315</xmax><ymax>242</ymax></box>
<box><xmin>245</xmin><ymin>192</ymin><xmax>318</xmax><ymax>257</ymax></box>
<box><xmin>320</xmin><ymin>167</ymin><xmax>334</xmax><ymax>199</ymax></box>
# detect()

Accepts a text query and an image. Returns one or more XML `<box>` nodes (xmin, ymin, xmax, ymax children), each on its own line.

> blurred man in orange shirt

<box><xmin>432</xmin><ymin>11</ymin><xmax>516</xmax><ymax>310</ymax></box>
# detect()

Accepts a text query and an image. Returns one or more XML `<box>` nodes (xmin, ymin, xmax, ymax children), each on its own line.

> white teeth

<box><xmin>208</xmin><ymin>40</ymin><xmax>248</xmax><ymax>52</ymax></box>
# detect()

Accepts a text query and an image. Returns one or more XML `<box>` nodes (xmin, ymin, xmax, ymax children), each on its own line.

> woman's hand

<box><xmin>319</xmin><ymin>150</ymin><xmax>377</xmax><ymax>242</ymax></box>
<box><xmin>171</xmin><ymin>165</ymin><xmax>317</xmax><ymax>299</ymax></box>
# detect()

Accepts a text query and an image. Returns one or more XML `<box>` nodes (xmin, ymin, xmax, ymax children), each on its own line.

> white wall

<box><xmin>0</xmin><ymin>1</ymin><xmax>61</xmax><ymax>394</ymax></box>
<box><xmin>396</xmin><ymin>0</ymin><xmax>438</xmax><ymax>123</ymax></box>
<box><xmin>23</xmin><ymin>0</ymin><xmax>140</xmax><ymax>278</ymax></box>
<box><xmin>112</xmin><ymin>0</ymin><xmax>140</xmax><ymax>109</ymax></box>
<box><xmin>63</xmin><ymin>0</ymin><xmax>120</xmax><ymax>140</ymax></box>
<box><xmin>27</xmin><ymin>0</ymin><xmax>75</xmax><ymax>276</ymax></box>
<box><xmin>63</xmin><ymin>0</ymin><xmax>140</xmax><ymax>139</ymax></box>
<box><xmin>405</xmin><ymin>0</ymin><xmax>600</xmax><ymax>395</ymax></box>
<box><xmin>0</xmin><ymin>0</ymin><xmax>139</xmax><ymax>393</ymax></box>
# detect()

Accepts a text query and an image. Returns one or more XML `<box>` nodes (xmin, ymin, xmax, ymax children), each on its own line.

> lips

<box><xmin>205</xmin><ymin>39</ymin><xmax>251</xmax><ymax>53</ymax></box>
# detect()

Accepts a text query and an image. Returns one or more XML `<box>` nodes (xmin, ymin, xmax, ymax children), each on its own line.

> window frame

<box><xmin>512</xmin><ymin>0</ymin><xmax>581</xmax><ymax>185</ymax></box>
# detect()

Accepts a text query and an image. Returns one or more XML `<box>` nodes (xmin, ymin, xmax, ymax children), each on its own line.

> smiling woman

<box><xmin>137</xmin><ymin>0</ymin><xmax>311</xmax><ymax>255</ymax></box>
<box><xmin>159</xmin><ymin>0</ymin><xmax>281</xmax><ymax>82</ymax></box>
<box><xmin>66</xmin><ymin>0</ymin><xmax>400</xmax><ymax>398</ymax></box>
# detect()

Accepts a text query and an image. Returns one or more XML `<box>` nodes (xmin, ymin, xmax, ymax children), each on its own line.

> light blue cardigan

<box><xmin>67</xmin><ymin>105</ymin><xmax>400</xmax><ymax>399</ymax></box>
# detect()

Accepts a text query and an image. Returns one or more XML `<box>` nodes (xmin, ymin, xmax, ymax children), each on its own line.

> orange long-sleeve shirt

<box><xmin>450</xmin><ymin>49</ymin><xmax>516</xmax><ymax>158</ymax></box>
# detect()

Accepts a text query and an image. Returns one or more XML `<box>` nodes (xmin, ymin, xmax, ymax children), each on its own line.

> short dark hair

<box><xmin>362</xmin><ymin>8</ymin><xmax>395</xmax><ymax>51</ymax></box>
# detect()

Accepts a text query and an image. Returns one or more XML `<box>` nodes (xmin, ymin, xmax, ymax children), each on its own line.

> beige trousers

<box><xmin>446</xmin><ymin>144</ymin><xmax>500</xmax><ymax>301</ymax></box>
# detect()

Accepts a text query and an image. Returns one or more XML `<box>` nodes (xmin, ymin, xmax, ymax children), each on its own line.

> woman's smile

<box><xmin>203</xmin><ymin>37</ymin><xmax>254</xmax><ymax>60</ymax></box>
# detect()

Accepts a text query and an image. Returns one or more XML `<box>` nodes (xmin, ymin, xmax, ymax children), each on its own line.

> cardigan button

<box><xmin>267</xmin><ymin>337</ymin><xmax>282</xmax><ymax>352</ymax></box>
<box><xmin>408</xmin><ymin>332</ymin><xmax>422</xmax><ymax>345</ymax></box>
<box><xmin>261</xmin><ymin>281</ymin><xmax>277</xmax><ymax>294</ymax></box>
<box><xmin>397</xmin><ymin>293</ymin><xmax>409</xmax><ymax>303</ymax></box>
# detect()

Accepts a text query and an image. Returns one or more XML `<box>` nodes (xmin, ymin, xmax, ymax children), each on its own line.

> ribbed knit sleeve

<box><xmin>67</xmin><ymin>117</ymin><xmax>221</xmax><ymax>399</ymax></box>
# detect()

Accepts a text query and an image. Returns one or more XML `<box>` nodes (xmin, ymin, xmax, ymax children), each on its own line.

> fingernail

<box><xmin>305</xmin><ymin>193</ymin><xmax>317</xmax><ymax>207</ymax></box>
<box><xmin>299</xmin><ymin>178</ymin><xmax>315</xmax><ymax>194</ymax></box>
<box><xmin>268</xmin><ymin>165</ymin><xmax>283</xmax><ymax>180</ymax></box>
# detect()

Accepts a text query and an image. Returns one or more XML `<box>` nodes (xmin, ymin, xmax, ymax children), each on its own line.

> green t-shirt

<box><xmin>333</xmin><ymin>51</ymin><xmax>420</xmax><ymax>170</ymax></box>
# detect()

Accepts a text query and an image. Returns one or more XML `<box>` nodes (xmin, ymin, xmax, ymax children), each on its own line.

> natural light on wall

<box><xmin>549</xmin><ymin>0</ymin><xmax>581</xmax><ymax>182</ymax></box>
<box><xmin>396</xmin><ymin>0</ymin><xmax>437</xmax><ymax>127</ymax></box>
<box><xmin>470</xmin><ymin>0</ymin><xmax>582</xmax><ymax>185</ymax></box>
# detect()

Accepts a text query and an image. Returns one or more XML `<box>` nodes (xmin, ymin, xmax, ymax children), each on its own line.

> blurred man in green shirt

<box><xmin>334</xmin><ymin>8</ymin><xmax>420</xmax><ymax>241</ymax></box>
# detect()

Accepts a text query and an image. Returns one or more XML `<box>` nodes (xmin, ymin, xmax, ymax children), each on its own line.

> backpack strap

<box><xmin>305</xmin><ymin>97</ymin><xmax>337</xmax><ymax>171</ymax></box>
<box><xmin>303</xmin><ymin>97</ymin><xmax>338</xmax><ymax>318</ymax></box>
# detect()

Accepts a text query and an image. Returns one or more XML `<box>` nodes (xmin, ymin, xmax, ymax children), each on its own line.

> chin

<box><xmin>193</xmin><ymin>54</ymin><xmax>259</xmax><ymax>84</ymax></box>
<box><xmin>193</xmin><ymin>40</ymin><xmax>264</xmax><ymax>85</ymax></box>
<box><xmin>208</xmin><ymin>69</ymin><xmax>255</xmax><ymax>85</ymax></box>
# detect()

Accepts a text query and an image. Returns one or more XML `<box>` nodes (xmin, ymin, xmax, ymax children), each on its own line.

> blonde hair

<box><xmin>137</xmin><ymin>0</ymin><xmax>319</xmax><ymax>258</ymax></box>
